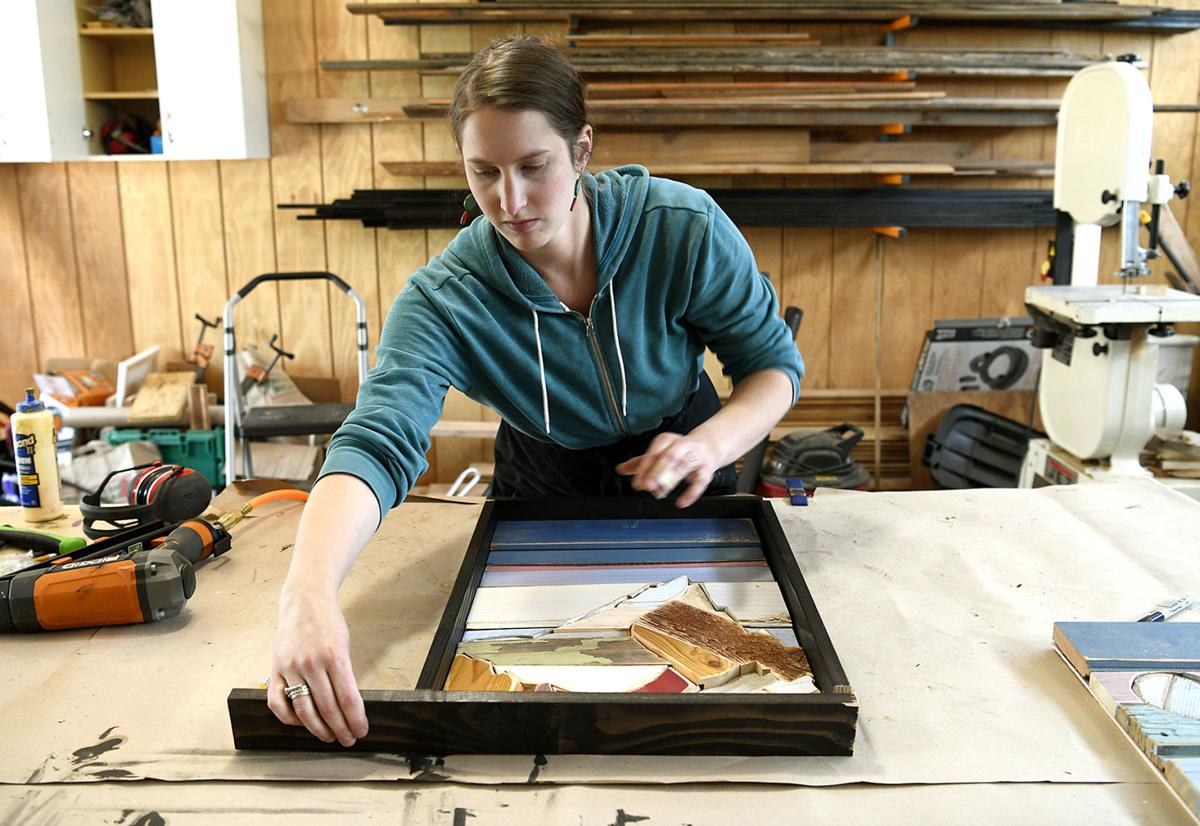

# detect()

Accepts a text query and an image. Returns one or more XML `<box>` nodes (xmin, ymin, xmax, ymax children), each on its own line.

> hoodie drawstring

<box><xmin>532</xmin><ymin>309</ymin><xmax>551</xmax><ymax>435</ymax></box>
<box><xmin>532</xmin><ymin>284</ymin><xmax>628</xmax><ymax>436</ymax></box>
<box><xmin>608</xmin><ymin>283</ymin><xmax>628</xmax><ymax>417</ymax></box>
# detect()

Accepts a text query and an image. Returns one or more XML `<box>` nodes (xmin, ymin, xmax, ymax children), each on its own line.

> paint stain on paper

<box><xmin>93</xmin><ymin>768</ymin><xmax>136</xmax><ymax>779</ymax></box>
<box><xmin>452</xmin><ymin>809</ymin><xmax>476</xmax><ymax>826</ymax></box>
<box><xmin>610</xmin><ymin>810</ymin><xmax>650</xmax><ymax>826</ymax></box>
<box><xmin>407</xmin><ymin>755</ymin><xmax>449</xmax><ymax>781</ymax></box>
<box><xmin>71</xmin><ymin>727</ymin><xmax>126</xmax><ymax>765</ymax></box>
<box><xmin>130</xmin><ymin>813</ymin><xmax>166</xmax><ymax>826</ymax></box>
<box><xmin>528</xmin><ymin>753</ymin><xmax>548</xmax><ymax>782</ymax></box>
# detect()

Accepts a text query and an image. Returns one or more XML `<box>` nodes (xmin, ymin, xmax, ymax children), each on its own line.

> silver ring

<box><xmin>684</xmin><ymin>451</ymin><xmax>700</xmax><ymax>467</ymax></box>
<box><xmin>284</xmin><ymin>683</ymin><xmax>311</xmax><ymax>702</ymax></box>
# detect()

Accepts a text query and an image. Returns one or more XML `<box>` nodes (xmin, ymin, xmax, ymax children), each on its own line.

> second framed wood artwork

<box><xmin>229</xmin><ymin>497</ymin><xmax>857</xmax><ymax>756</ymax></box>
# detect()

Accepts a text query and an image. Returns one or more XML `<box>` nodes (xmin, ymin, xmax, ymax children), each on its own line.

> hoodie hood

<box><xmin>439</xmin><ymin>165</ymin><xmax>652</xmax><ymax>313</ymax></box>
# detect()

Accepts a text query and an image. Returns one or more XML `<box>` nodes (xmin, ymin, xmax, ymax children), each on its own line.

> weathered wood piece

<box><xmin>632</xmin><ymin>600</ymin><xmax>811</xmax><ymax>683</ymax></box>
<box><xmin>480</xmin><ymin>562</ymin><xmax>774</xmax><ymax>587</ymax></box>
<box><xmin>565</xmin><ymin>32</ymin><xmax>820</xmax><ymax>48</ymax></box>
<box><xmin>391</xmin><ymin>96</ymin><xmax>1063</xmax><ymax>128</ymax></box>
<box><xmin>811</xmin><ymin>141</ymin><xmax>972</xmax><ymax>162</ymax></box>
<box><xmin>127</xmin><ymin>372</ymin><xmax>195</xmax><ymax>421</ymax></box>
<box><xmin>1054</xmin><ymin>621</ymin><xmax>1200</xmax><ymax>677</ymax></box>
<box><xmin>495</xmin><ymin>665</ymin><xmax>675</xmax><ymax>692</ymax></box>
<box><xmin>347</xmin><ymin>3</ymin><xmax>1194</xmax><ymax>34</ymax></box>
<box><xmin>1119</xmin><ymin>704</ymin><xmax>1200</xmax><ymax>765</ymax></box>
<box><xmin>322</xmin><ymin>47</ymin><xmax>1137</xmax><ymax>77</ymax></box>
<box><xmin>555</xmin><ymin>580</ymin><xmax>723</xmax><ymax>634</ymax></box>
<box><xmin>459</xmin><ymin>635</ymin><xmax>668</xmax><ymax>667</ymax></box>
<box><xmin>444</xmin><ymin>653</ymin><xmax>524</xmax><ymax>691</ymax></box>
<box><xmin>1163</xmin><ymin>758</ymin><xmax>1200</xmax><ymax>816</ymax></box>
<box><xmin>587</xmin><ymin>80</ymin><xmax>920</xmax><ymax>98</ymax></box>
<box><xmin>1158</xmin><ymin>205</ymin><xmax>1200</xmax><ymax>293</ymax></box>
<box><xmin>288</xmin><ymin>94</ymin><xmax>1191</xmax><ymax>127</ymax></box>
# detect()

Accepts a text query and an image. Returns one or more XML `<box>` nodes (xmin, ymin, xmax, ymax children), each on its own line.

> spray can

<box><xmin>11</xmin><ymin>389</ymin><xmax>64</xmax><ymax>522</ymax></box>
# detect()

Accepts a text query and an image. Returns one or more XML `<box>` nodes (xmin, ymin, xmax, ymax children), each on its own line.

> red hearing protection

<box><xmin>80</xmin><ymin>463</ymin><xmax>212</xmax><ymax>540</ymax></box>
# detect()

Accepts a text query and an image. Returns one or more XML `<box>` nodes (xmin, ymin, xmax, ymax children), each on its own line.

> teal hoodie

<box><xmin>320</xmin><ymin>165</ymin><xmax>805</xmax><ymax>515</ymax></box>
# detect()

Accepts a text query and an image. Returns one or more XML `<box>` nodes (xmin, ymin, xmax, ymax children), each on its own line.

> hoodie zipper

<box><xmin>561</xmin><ymin>295</ymin><xmax>630</xmax><ymax>438</ymax></box>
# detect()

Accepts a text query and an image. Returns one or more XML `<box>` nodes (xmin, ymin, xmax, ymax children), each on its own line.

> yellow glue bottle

<box><xmin>11</xmin><ymin>388</ymin><xmax>64</xmax><ymax>522</ymax></box>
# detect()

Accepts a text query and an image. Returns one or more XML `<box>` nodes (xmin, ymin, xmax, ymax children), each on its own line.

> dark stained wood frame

<box><xmin>228</xmin><ymin>496</ymin><xmax>857</xmax><ymax>756</ymax></box>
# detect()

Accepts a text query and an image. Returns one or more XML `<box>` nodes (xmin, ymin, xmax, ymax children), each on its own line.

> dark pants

<box><xmin>491</xmin><ymin>372</ymin><xmax>738</xmax><ymax>500</ymax></box>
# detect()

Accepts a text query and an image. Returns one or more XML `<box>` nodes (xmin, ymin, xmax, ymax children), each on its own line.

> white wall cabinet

<box><xmin>0</xmin><ymin>0</ymin><xmax>268</xmax><ymax>162</ymax></box>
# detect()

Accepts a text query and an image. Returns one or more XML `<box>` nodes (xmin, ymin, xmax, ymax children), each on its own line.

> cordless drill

<box><xmin>0</xmin><ymin>519</ymin><xmax>231</xmax><ymax>633</ymax></box>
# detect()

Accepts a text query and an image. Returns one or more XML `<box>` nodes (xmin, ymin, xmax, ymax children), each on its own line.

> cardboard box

<box><xmin>910</xmin><ymin>317</ymin><xmax>1040</xmax><ymax>394</ymax></box>
<box><xmin>38</xmin><ymin>358</ymin><xmax>119</xmax><ymax>407</ymax></box>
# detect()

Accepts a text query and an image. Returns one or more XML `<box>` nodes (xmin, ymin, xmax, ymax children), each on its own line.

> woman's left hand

<box><xmin>615</xmin><ymin>432</ymin><xmax>719</xmax><ymax>508</ymax></box>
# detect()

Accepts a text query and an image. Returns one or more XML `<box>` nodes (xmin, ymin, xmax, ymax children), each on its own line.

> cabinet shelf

<box><xmin>84</xmin><ymin>90</ymin><xmax>158</xmax><ymax>100</ymax></box>
<box><xmin>78</xmin><ymin>26</ymin><xmax>153</xmax><ymax>40</ymax></box>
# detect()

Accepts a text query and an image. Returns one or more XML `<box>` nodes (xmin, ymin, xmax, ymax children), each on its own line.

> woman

<box><xmin>268</xmin><ymin>36</ymin><xmax>805</xmax><ymax>746</ymax></box>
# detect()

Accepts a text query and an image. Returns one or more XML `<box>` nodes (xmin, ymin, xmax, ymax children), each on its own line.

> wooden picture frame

<box><xmin>228</xmin><ymin>496</ymin><xmax>857</xmax><ymax>756</ymax></box>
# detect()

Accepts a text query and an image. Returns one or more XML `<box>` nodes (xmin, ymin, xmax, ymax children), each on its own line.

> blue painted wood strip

<box><xmin>1163</xmin><ymin>758</ymin><xmax>1200</xmax><ymax>814</ymax></box>
<box><xmin>490</xmin><ymin>518</ymin><xmax>760</xmax><ymax>549</ymax></box>
<box><xmin>487</xmin><ymin>545</ymin><xmax>765</xmax><ymax>566</ymax></box>
<box><xmin>1054</xmin><ymin>622</ymin><xmax>1200</xmax><ymax>672</ymax></box>
<box><xmin>1117</xmin><ymin>704</ymin><xmax>1200</xmax><ymax>765</ymax></box>
<box><xmin>764</xmin><ymin>627</ymin><xmax>799</xmax><ymax>647</ymax></box>
<box><xmin>480</xmin><ymin>563</ymin><xmax>773</xmax><ymax>587</ymax></box>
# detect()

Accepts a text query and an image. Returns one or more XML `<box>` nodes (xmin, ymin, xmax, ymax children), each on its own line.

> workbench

<box><xmin>1</xmin><ymin>480</ymin><xmax>1197</xmax><ymax>824</ymax></box>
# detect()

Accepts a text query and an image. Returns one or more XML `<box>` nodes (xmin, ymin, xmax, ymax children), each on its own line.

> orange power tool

<box><xmin>0</xmin><ymin>489</ymin><xmax>307</xmax><ymax>633</ymax></box>
<box><xmin>0</xmin><ymin>519</ymin><xmax>227</xmax><ymax>632</ymax></box>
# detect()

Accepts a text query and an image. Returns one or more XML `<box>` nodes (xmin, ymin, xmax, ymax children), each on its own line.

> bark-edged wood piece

<box><xmin>632</xmin><ymin>600</ymin><xmax>812</xmax><ymax>683</ymax></box>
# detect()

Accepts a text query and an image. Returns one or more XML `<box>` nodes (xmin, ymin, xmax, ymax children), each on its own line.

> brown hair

<box><xmin>449</xmin><ymin>36</ymin><xmax>589</xmax><ymax>165</ymax></box>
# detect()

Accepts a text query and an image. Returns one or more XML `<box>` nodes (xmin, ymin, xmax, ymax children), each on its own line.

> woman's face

<box><xmin>460</xmin><ymin>107</ymin><xmax>591</xmax><ymax>255</ymax></box>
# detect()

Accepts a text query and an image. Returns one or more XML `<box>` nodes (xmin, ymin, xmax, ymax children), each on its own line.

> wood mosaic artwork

<box><xmin>449</xmin><ymin>518</ymin><xmax>815</xmax><ymax>695</ymax></box>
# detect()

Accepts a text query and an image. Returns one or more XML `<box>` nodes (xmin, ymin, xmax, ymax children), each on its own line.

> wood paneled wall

<box><xmin>3</xmin><ymin>0</ymin><xmax>1200</xmax><ymax>484</ymax></box>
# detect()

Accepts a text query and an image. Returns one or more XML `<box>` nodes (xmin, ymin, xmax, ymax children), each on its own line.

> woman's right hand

<box><xmin>267</xmin><ymin>585</ymin><xmax>369</xmax><ymax>747</ymax></box>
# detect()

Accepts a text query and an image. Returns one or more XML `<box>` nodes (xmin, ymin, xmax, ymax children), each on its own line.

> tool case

<box><xmin>923</xmin><ymin>404</ymin><xmax>1042</xmax><ymax>488</ymax></box>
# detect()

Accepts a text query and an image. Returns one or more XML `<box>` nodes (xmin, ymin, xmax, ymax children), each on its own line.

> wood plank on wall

<box><xmin>782</xmin><ymin>228</ymin><xmax>834</xmax><ymax>390</ymax></box>
<box><xmin>881</xmin><ymin>230</ymin><xmax>936</xmax><ymax>388</ymax></box>
<box><xmin>317</xmin><ymin>0</ymin><xmax>382</xmax><ymax>403</ymax></box>
<box><xmin>931</xmin><ymin>230</ymin><xmax>984</xmax><ymax>320</ymax></box>
<box><xmin>263</xmin><ymin>0</ymin><xmax>333</xmax><ymax>379</ymax></box>
<box><xmin>16</xmin><ymin>164</ymin><xmax>87</xmax><ymax>363</ymax></box>
<box><xmin>1149</xmin><ymin>0</ymin><xmax>1200</xmax><ymax>284</ymax></box>
<box><xmin>0</xmin><ymin>166</ymin><xmax>39</xmax><ymax>405</ymax></box>
<box><xmin>117</xmin><ymin>162</ymin><xmax>184</xmax><ymax>361</ymax></box>
<box><xmin>982</xmin><ymin>28</ymin><xmax>1048</xmax><ymax>316</ymax></box>
<box><xmin>169</xmin><ymin>161</ymin><xmax>230</xmax><ymax>395</ymax></box>
<box><xmin>66</xmin><ymin>162</ymin><xmax>134</xmax><ymax>362</ymax></box>
<box><xmin>220</xmin><ymin>159</ymin><xmax>281</xmax><ymax>363</ymax></box>
<box><xmin>828</xmin><ymin>228</ymin><xmax>878</xmax><ymax>389</ymax></box>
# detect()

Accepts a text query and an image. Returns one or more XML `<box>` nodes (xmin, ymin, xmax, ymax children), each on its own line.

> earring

<box><xmin>569</xmin><ymin>175</ymin><xmax>581</xmax><ymax>212</ymax></box>
<box><xmin>460</xmin><ymin>193</ymin><xmax>477</xmax><ymax>227</ymax></box>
